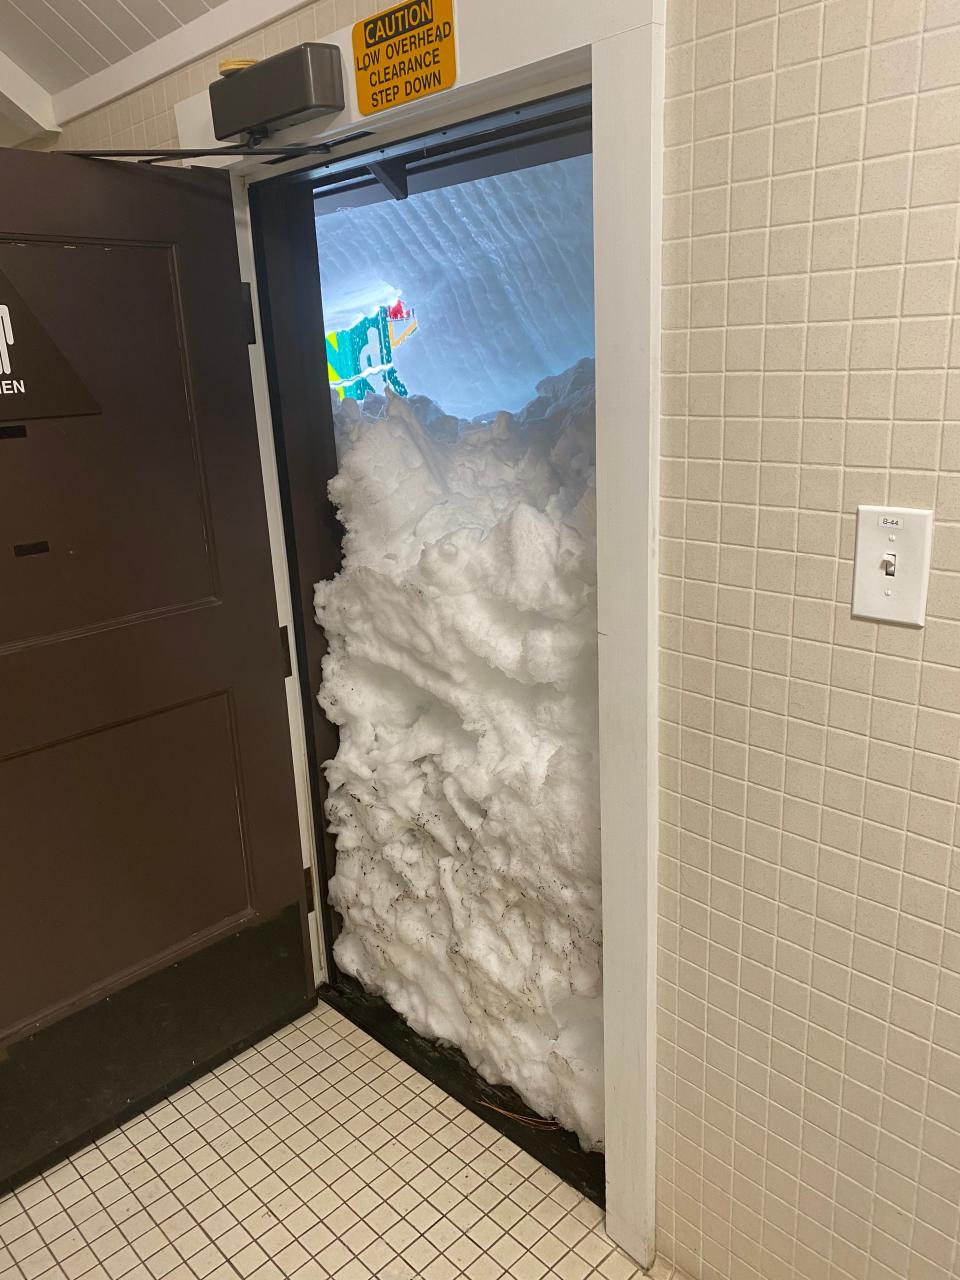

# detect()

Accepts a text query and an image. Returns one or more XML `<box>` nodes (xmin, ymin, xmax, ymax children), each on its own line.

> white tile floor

<box><xmin>0</xmin><ymin>1003</ymin><xmax>643</xmax><ymax>1280</ymax></box>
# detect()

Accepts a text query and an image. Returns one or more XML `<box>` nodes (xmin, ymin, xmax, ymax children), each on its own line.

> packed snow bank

<box><xmin>315</xmin><ymin>360</ymin><xmax>602</xmax><ymax>1147</ymax></box>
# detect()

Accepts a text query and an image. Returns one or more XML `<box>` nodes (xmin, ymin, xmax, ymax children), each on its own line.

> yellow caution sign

<box><xmin>353</xmin><ymin>0</ymin><xmax>456</xmax><ymax>117</ymax></box>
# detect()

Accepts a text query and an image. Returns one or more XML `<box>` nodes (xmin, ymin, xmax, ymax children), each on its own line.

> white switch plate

<box><xmin>852</xmin><ymin>505</ymin><xmax>933</xmax><ymax>627</ymax></box>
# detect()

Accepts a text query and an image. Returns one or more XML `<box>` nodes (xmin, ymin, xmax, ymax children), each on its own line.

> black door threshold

<box><xmin>0</xmin><ymin>905</ymin><xmax>316</xmax><ymax>1197</ymax></box>
<box><xmin>319</xmin><ymin>976</ymin><xmax>605</xmax><ymax>1207</ymax></box>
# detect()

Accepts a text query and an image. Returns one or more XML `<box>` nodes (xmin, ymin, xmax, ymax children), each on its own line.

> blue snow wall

<box><xmin>315</xmin><ymin>152</ymin><xmax>594</xmax><ymax>421</ymax></box>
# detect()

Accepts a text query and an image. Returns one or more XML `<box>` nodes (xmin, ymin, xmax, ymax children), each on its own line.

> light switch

<box><xmin>852</xmin><ymin>505</ymin><xmax>933</xmax><ymax>627</ymax></box>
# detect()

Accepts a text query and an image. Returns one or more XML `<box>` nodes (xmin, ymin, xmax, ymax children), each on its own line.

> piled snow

<box><xmin>315</xmin><ymin>360</ymin><xmax>602</xmax><ymax>1148</ymax></box>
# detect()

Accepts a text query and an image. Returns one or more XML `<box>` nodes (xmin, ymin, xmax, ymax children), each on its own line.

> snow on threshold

<box><xmin>315</xmin><ymin>359</ymin><xmax>602</xmax><ymax>1148</ymax></box>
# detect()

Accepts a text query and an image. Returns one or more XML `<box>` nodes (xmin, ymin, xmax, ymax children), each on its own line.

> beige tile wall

<box><xmin>658</xmin><ymin>0</ymin><xmax>960</xmax><ymax>1278</ymax></box>
<box><xmin>53</xmin><ymin>0</ymin><xmax>375</xmax><ymax>151</ymax></box>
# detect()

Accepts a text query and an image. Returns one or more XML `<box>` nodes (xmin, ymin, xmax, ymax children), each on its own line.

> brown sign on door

<box><xmin>0</xmin><ymin>267</ymin><xmax>100</xmax><ymax>422</ymax></box>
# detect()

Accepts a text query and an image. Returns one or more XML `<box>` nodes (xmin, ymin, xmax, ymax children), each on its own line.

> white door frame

<box><xmin>179</xmin><ymin>2</ymin><xmax>663</xmax><ymax>1262</ymax></box>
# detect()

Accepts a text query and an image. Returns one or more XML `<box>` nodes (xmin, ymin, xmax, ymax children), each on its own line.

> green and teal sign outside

<box><xmin>325</xmin><ymin>299</ymin><xmax>417</xmax><ymax>401</ymax></box>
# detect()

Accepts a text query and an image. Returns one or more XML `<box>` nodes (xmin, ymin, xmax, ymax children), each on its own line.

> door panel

<box><xmin>1</xmin><ymin>694</ymin><xmax>251</xmax><ymax>1037</ymax></box>
<box><xmin>0</xmin><ymin>148</ymin><xmax>313</xmax><ymax>1190</ymax></box>
<box><xmin>0</xmin><ymin>241</ymin><xmax>215</xmax><ymax>644</ymax></box>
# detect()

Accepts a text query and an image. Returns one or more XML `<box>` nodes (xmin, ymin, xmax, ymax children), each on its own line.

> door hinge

<box><xmin>280</xmin><ymin>625</ymin><xmax>292</xmax><ymax>678</ymax></box>
<box><xmin>241</xmin><ymin>281</ymin><xmax>257</xmax><ymax>346</ymax></box>
<box><xmin>304</xmin><ymin>866</ymin><xmax>316</xmax><ymax>913</ymax></box>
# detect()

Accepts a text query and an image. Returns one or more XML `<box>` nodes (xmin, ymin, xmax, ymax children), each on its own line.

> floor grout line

<box><xmin>0</xmin><ymin>1005</ymin><xmax>641</xmax><ymax>1280</ymax></box>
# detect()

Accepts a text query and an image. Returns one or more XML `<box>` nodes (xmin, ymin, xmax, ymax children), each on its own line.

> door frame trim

<box><xmin>216</xmin><ymin>6</ymin><xmax>663</xmax><ymax>1263</ymax></box>
<box><xmin>233</xmin><ymin>178</ymin><xmax>329</xmax><ymax>986</ymax></box>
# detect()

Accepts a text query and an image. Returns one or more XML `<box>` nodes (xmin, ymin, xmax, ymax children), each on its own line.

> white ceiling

<box><xmin>0</xmin><ymin>0</ymin><xmax>233</xmax><ymax>93</ymax></box>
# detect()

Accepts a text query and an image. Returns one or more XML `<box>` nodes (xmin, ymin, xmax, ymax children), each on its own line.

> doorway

<box><xmin>251</xmin><ymin>90</ymin><xmax>606</xmax><ymax>1199</ymax></box>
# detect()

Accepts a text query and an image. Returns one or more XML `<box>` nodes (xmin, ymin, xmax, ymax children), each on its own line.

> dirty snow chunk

<box><xmin>315</xmin><ymin>359</ymin><xmax>602</xmax><ymax>1148</ymax></box>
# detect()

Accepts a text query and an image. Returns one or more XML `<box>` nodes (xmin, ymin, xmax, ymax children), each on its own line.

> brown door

<box><xmin>0</xmin><ymin>148</ymin><xmax>313</xmax><ymax>1191</ymax></box>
